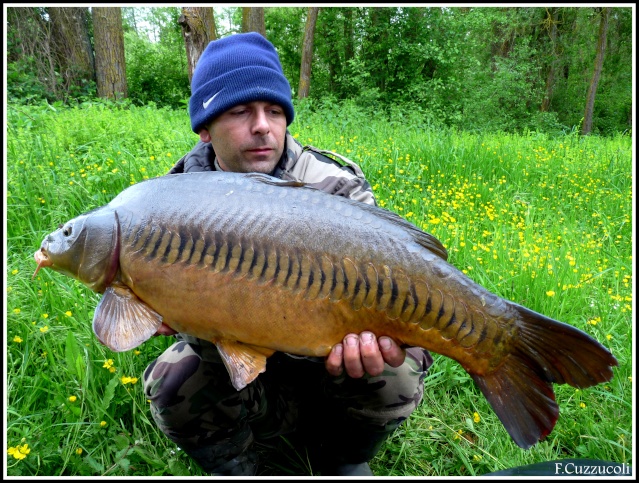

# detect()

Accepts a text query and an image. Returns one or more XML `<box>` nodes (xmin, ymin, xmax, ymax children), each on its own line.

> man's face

<box><xmin>201</xmin><ymin>101</ymin><xmax>287</xmax><ymax>174</ymax></box>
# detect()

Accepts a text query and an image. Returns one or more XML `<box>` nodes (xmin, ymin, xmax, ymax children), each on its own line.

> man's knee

<box><xmin>323</xmin><ymin>348</ymin><xmax>431</xmax><ymax>428</ymax></box>
<box><xmin>143</xmin><ymin>341</ymin><xmax>204</xmax><ymax>408</ymax></box>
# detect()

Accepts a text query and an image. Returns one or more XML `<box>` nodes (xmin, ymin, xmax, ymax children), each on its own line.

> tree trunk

<box><xmin>48</xmin><ymin>7</ymin><xmax>95</xmax><ymax>96</ymax></box>
<box><xmin>540</xmin><ymin>7</ymin><xmax>559</xmax><ymax>112</ymax></box>
<box><xmin>92</xmin><ymin>7</ymin><xmax>128</xmax><ymax>100</ymax></box>
<box><xmin>343</xmin><ymin>8</ymin><xmax>354</xmax><ymax>64</ymax></box>
<box><xmin>242</xmin><ymin>7</ymin><xmax>266</xmax><ymax>36</ymax></box>
<box><xmin>298</xmin><ymin>7</ymin><xmax>319</xmax><ymax>99</ymax></box>
<box><xmin>178</xmin><ymin>7</ymin><xmax>217</xmax><ymax>82</ymax></box>
<box><xmin>582</xmin><ymin>7</ymin><xmax>610</xmax><ymax>135</ymax></box>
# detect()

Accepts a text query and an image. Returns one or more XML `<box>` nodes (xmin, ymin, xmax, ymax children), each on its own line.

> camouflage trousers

<box><xmin>143</xmin><ymin>335</ymin><xmax>432</xmax><ymax>475</ymax></box>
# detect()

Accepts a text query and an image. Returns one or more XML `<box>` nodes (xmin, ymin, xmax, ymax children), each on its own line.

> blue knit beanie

<box><xmin>189</xmin><ymin>32</ymin><xmax>295</xmax><ymax>133</ymax></box>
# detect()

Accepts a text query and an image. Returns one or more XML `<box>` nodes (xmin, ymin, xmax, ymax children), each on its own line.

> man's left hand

<box><xmin>325</xmin><ymin>331</ymin><xmax>406</xmax><ymax>378</ymax></box>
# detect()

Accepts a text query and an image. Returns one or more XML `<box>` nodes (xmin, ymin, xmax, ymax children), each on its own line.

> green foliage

<box><xmin>265</xmin><ymin>7</ymin><xmax>306</xmax><ymax>97</ymax></box>
<box><xmin>6</xmin><ymin>57</ymin><xmax>56</xmax><ymax>105</ymax></box>
<box><xmin>302</xmin><ymin>6</ymin><xmax>631</xmax><ymax>135</ymax></box>
<box><xmin>5</xmin><ymin>6</ymin><xmax>632</xmax><ymax>135</ymax></box>
<box><xmin>123</xmin><ymin>8</ymin><xmax>190</xmax><ymax>109</ymax></box>
<box><xmin>5</xmin><ymin>102</ymin><xmax>632</xmax><ymax>476</ymax></box>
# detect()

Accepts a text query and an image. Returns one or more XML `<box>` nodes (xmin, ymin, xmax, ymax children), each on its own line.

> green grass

<box><xmin>5</xmin><ymin>100</ymin><xmax>633</xmax><ymax>476</ymax></box>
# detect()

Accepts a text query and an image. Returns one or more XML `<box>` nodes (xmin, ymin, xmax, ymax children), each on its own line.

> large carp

<box><xmin>33</xmin><ymin>171</ymin><xmax>617</xmax><ymax>449</ymax></box>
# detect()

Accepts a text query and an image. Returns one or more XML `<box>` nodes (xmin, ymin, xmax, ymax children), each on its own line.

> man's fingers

<box><xmin>324</xmin><ymin>333</ymin><xmax>406</xmax><ymax>378</ymax></box>
<box><xmin>325</xmin><ymin>343</ymin><xmax>344</xmax><ymax>376</ymax></box>
<box><xmin>342</xmin><ymin>334</ymin><xmax>365</xmax><ymax>379</ymax></box>
<box><xmin>358</xmin><ymin>332</ymin><xmax>385</xmax><ymax>376</ymax></box>
<box><xmin>154</xmin><ymin>322</ymin><xmax>178</xmax><ymax>337</ymax></box>
<box><xmin>378</xmin><ymin>336</ymin><xmax>406</xmax><ymax>367</ymax></box>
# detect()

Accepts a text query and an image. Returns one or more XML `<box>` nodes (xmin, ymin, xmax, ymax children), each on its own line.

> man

<box><xmin>143</xmin><ymin>32</ymin><xmax>432</xmax><ymax>476</ymax></box>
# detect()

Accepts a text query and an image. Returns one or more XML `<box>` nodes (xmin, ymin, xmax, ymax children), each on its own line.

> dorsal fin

<box><xmin>352</xmin><ymin>203</ymin><xmax>448</xmax><ymax>261</ymax></box>
<box><xmin>244</xmin><ymin>172</ymin><xmax>305</xmax><ymax>187</ymax></box>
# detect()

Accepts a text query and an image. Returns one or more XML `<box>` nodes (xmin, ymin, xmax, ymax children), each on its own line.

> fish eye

<box><xmin>63</xmin><ymin>225</ymin><xmax>72</xmax><ymax>237</ymax></box>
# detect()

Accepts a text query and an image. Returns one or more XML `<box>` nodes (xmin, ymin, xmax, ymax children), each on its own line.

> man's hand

<box><xmin>154</xmin><ymin>322</ymin><xmax>178</xmax><ymax>336</ymax></box>
<box><xmin>325</xmin><ymin>331</ymin><xmax>406</xmax><ymax>378</ymax></box>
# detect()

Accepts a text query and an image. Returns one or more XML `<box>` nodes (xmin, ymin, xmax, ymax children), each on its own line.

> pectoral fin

<box><xmin>215</xmin><ymin>340</ymin><xmax>275</xmax><ymax>391</ymax></box>
<box><xmin>93</xmin><ymin>284</ymin><xmax>163</xmax><ymax>352</ymax></box>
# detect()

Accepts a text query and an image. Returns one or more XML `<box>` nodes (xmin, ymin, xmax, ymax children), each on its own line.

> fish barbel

<box><xmin>33</xmin><ymin>171</ymin><xmax>617</xmax><ymax>449</ymax></box>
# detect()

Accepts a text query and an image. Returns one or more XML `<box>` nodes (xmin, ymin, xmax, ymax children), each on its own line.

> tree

<box><xmin>93</xmin><ymin>7</ymin><xmax>128</xmax><ymax>100</ymax></box>
<box><xmin>298</xmin><ymin>7</ymin><xmax>319</xmax><ymax>99</ymax></box>
<box><xmin>178</xmin><ymin>7</ymin><xmax>218</xmax><ymax>82</ymax></box>
<box><xmin>6</xmin><ymin>7</ymin><xmax>58</xmax><ymax>100</ymax></box>
<box><xmin>48</xmin><ymin>7</ymin><xmax>95</xmax><ymax>97</ymax></box>
<box><xmin>540</xmin><ymin>7</ymin><xmax>560</xmax><ymax>112</ymax></box>
<box><xmin>242</xmin><ymin>7</ymin><xmax>266</xmax><ymax>36</ymax></box>
<box><xmin>582</xmin><ymin>7</ymin><xmax>610</xmax><ymax>135</ymax></box>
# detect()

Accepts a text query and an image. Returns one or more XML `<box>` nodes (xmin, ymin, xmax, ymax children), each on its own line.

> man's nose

<box><xmin>251</xmin><ymin>109</ymin><xmax>271</xmax><ymax>134</ymax></box>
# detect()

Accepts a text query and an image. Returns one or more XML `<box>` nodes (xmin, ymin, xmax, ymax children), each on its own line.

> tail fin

<box><xmin>472</xmin><ymin>304</ymin><xmax>618</xmax><ymax>449</ymax></box>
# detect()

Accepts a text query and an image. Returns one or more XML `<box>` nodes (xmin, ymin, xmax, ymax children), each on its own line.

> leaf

<box><xmin>65</xmin><ymin>331</ymin><xmax>80</xmax><ymax>377</ymax></box>
<box><xmin>118</xmin><ymin>458</ymin><xmax>130</xmax><ymax>472</ymax></box>
<box><xmin>69</xmin><ymin>405</ymin><xmax>81</xmax><ymax>417</ymax></box>
<box><xmin>75</xmin><ymin>354</ymin><xmax>86</xmax><ymax>386</ymax></box>
<box><xmin>101</xmin><ymin>377</ymin><xmax>119</xmax><ymax>414</ymax></box>
<box><xmin>113</xmin><ymin>434</ymin><xmax>129</xmax><ymax>451</ymax></box>
<box><xmin>132</xmin><ymin>446</ymin><xmax>163</xmax><ymax>468</ymax></box>
<box><xmin>84</xmin><ymin>453</ymin><xmax>105</xmax><ymax>473</ymax></box>
<box><xmin>168</xmin><ymin>458</ymin><xmax>190</xmax><ymax>476</ymax></box>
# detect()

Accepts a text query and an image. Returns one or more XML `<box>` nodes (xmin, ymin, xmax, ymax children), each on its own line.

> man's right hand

<box><xmin>325</xmin><ymin>331</ymin><xmax>406</xmax><ymax>378</ymax></box>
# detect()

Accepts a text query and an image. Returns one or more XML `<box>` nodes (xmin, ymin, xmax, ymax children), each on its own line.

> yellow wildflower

<box><xmin>100</xmin><ymin>421</ymin><xmax>107</xmax><ymax>428</ymax></box>
<box><xmin>473</xmin><ymin>412</ymin><xmax>480</xmax><ymax>423</ymax></box>
<box><xmin>40</xmin><ymin>326</ymin><xmax>49</xmax><ymax>333</ymax></box>
<box><xmin>13</xmin><ymin>336</ymin><xmax>23</xmax><ymax>343</ymax></box>
<box><xmin>7</xmin><ymin>443</ymin><xmax>30</xmax><ymax>460</ymax></box>
<box><xmin>69</xmin><ymin>395</ymin><xmax>77</xmax><ymax>403</ymax></box>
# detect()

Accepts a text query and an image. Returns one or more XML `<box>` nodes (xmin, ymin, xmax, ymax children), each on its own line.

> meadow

<box><xmin>5</xmin><ymin>100</ymin><xmax>633</xmax><ymax>476</ymax></box>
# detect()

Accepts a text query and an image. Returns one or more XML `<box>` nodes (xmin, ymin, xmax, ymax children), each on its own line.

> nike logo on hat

<box><xmin>203</xmin><ymin>91</ymin><xmax>222</xmax><ymax>109</ymax></box>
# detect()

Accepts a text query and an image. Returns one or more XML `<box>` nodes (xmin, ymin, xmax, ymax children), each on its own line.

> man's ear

<box><xmin>199</xmin><ymin>128</ymin><xmax>212</xmax><ymax>143</ymax></box>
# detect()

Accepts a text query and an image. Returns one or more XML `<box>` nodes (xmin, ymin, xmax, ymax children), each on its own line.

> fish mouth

<box><xmin>33</xmin><ymin>247</ymin><xmax>53</xmax><ymax>279</ymax></box>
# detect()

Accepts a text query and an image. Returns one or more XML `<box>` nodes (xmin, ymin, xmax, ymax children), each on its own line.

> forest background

<box><xmin>5</xmin><ymin>5</ymin><xmax>634</xmax><ymax>135</ymax></box>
